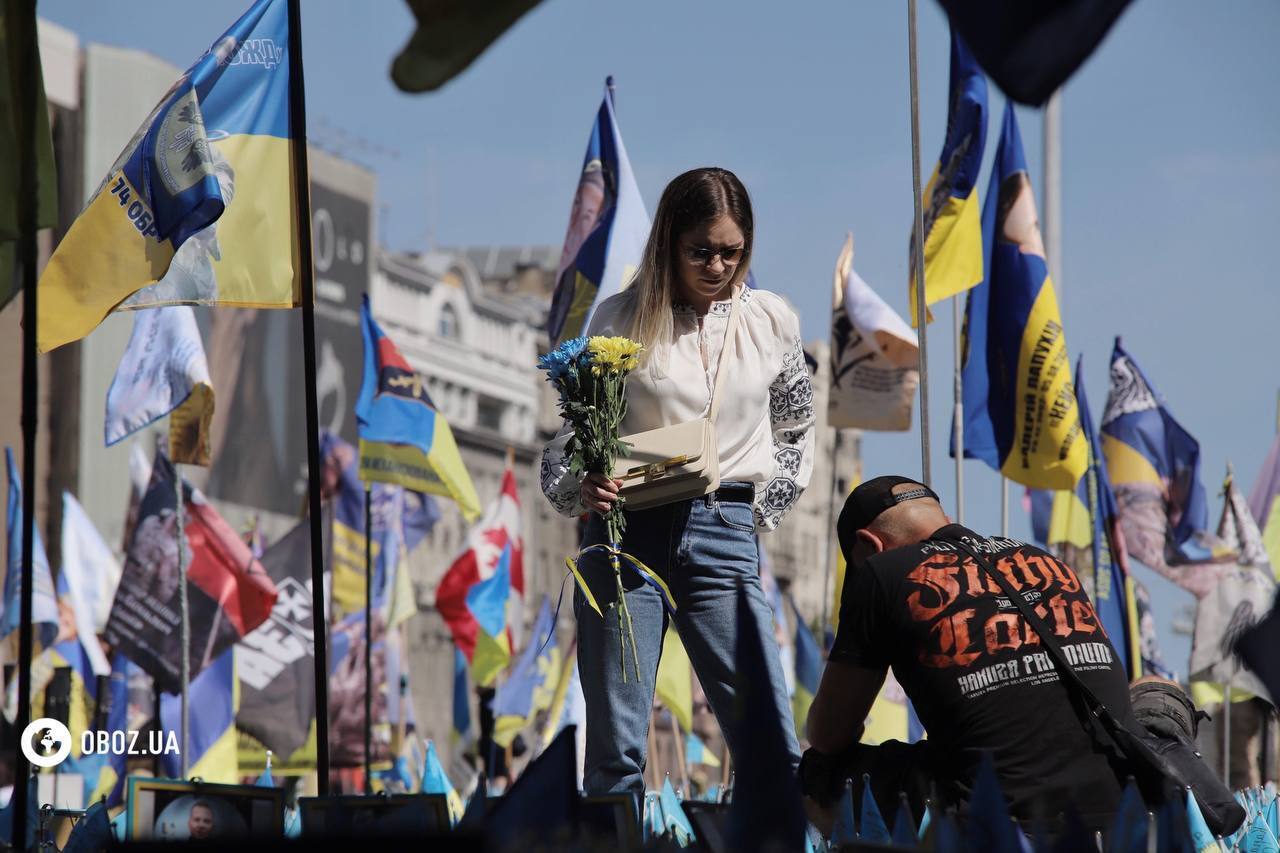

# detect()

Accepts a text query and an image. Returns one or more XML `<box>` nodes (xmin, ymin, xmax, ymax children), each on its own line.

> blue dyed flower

<box><xmin>537</xmin><ymin>336</ymin><xmax>590</xmax><ymax>392</ymax></box>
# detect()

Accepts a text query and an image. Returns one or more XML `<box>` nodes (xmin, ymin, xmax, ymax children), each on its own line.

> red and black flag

<box><xmin>105</xmin><ymin>449</ymin><xmax>277</xmax><ymax>693</ymax></box>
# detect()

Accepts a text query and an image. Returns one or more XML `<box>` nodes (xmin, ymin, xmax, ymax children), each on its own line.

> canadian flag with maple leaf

<box><xmin>435</xmin><ymin>466</ymin><xmax>524</xmax><ymax>687</ymax></box>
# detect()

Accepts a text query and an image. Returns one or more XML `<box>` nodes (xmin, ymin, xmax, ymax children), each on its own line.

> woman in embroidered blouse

<box><xmin>540</xmin><ymin>167</ymin><xmax>814</xmax><ymax>794</ymax></box>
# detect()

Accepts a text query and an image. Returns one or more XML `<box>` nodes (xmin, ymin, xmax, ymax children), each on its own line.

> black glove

<box><xmin>798</xmin><ymin>747</ymin><xmax>849</xmax><ymax>807</ymax></box>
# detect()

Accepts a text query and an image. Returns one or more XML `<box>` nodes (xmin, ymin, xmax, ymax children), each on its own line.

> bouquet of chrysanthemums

<box><xmin>538</xmin><ymin>335</ymin><xmax>653</xmax><ymax>678</ymax></box>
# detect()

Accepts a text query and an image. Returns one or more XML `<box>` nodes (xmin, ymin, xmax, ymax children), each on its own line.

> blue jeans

<box><xmin>574</xmin><ymin>484</ymin><xmax>801</xmax><ymax>794</ymax></box>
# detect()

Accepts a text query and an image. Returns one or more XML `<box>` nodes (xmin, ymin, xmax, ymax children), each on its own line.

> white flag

<box><xmin>60</xmin><ymin>492</ymin><xmax>120</xmax><ymax>677</ymax></box>
<box><xmin>105</xmin><ymin>307</ymin><xmax>215</xmax><ymax>466</ymax></box>
<box><xmin>828</xmin><ymin>234</ymin><xmax>920</xmax><ymax>431</ymax></box>
<box><xmin>1189</xmin><ymin>474</ymin><xmax>1276</xmax><ymax>696</ymax></box>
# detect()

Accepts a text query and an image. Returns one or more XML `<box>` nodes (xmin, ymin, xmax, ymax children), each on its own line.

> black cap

<box><xmin>837</xmin><ymin>475</ymin><xmax>939</xmax><ymax>555</ymax></box>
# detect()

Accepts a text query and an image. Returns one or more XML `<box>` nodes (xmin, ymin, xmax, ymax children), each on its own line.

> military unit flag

<box><xmin>956</xmin><ymin>102</ymin><xmax>1086</xmax><ymax>491</ymax></box>
<box><xmin>1037</xmin><ymin>358</ymin><xmax>1132</xmax><ymax>675</ymax></box>
<box><xmin>1189</xmin><ymin>473</ymin><xmax>1276</xmax><ymax>700</ymax></box>
<box><xmin>492</xmin><ymin>597</ymin><xmax>561</xmax><ymax>748</ymax></box>
<box><xmin>2</xmin><ymin>447</ymin><xmax>58</xmax><ymax>663</ymax></box>
<box><xmin>1101</xmin><ymin>339</ymin><xmax>1225</xmax><ymax>595</ymax></box>
<box><xmin>546</xmin><ymin>77</ymin><xmax>649</xmax><ymax>343</ymax></box>
<box><xmin>37</xmin><ymin>0</ymin><xmax>302</xmax><ymax>353</ymax></box>
<box><xmin>105</xmin><ymin>306</ymin><xmax>215</xmax><ymax>466</ymax></box>
<box><xmin>355</xmin><ymin>295</ymin><xmax>480</xmax><ymax>520</ymax></box>
<box><xmin>829</xmin><ymin>234</ymin><xmax>919</xmax><ymax>432</ymax></box>
<box><xmin>909</xmin><ymin>31</ymin><xmax>988</xmax><ymax>327</ymax></box>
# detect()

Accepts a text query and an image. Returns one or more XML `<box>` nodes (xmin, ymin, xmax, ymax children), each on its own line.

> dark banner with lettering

<box><xmin>105</xmin><ymin>450</ymin><xmax>277</xmax><ymax>693</ymax></box>
<box><xmin>236</xmin><ymin>508</ymin><xmax>328</xmax><ymax>757</ymax></box>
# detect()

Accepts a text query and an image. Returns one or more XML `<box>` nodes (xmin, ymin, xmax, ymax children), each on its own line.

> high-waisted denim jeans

<box><xmin>573</xmin><ymin>484</ymin><xmax>801</xmax><ymax>794</ymax></box>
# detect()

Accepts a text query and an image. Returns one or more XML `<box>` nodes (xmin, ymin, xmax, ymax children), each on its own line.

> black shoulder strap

<box><xmin>948</xmin><ymin>537</ymin><xmax>1128</xmax><ymax>737</ymax></box>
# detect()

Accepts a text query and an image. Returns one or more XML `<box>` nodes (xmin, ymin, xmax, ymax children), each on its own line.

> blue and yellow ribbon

<box><xmin>566</xmin><ymin>543</ymin><xmax>676</xmax><ymax>616</ymax></box>
<box><xmin>565</xmin><ymin>542</ymin><xmax>676</xmax><ymax>682</ymax></box>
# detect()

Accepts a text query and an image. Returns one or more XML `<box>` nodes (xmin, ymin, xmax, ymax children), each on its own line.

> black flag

<box><xmin>938</xmin><ymin>0</ymin><xmax>1134</xmax><ymax>106</ymax></box>
<box><xmin>236</xmin><ymin>508</ymin><xmax>328</xmax><ymax>757</ymax></box>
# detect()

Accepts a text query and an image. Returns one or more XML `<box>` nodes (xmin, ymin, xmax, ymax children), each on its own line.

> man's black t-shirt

<box><xmin>830</xmin><ymin>524</ymin><xmax>1130</xmax><ymax>822</ymax></box>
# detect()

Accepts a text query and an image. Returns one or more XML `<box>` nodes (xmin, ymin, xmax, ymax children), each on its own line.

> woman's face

<box><xmin>674</xmin><ymin>213</ymin><xmax>745</xmax><ymax>307</ymax></box>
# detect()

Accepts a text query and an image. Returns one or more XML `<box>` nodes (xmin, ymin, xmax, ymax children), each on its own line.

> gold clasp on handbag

<box><xmin>622</xmin><ymin>454</ymin><xmax>689</xmax><ymax>481</ymax></box>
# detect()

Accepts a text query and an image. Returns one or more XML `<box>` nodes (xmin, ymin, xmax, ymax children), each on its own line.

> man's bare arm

<box><xmin>806</xmin><ymin>659</ymin><xmax>888</xmax><ymax>754</ymax></box>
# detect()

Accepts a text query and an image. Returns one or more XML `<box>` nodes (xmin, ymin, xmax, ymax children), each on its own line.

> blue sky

<box><xmin>43</xmin><ymin>0</ymin><xmax>1280</xmax><ymax>673</ymax></box>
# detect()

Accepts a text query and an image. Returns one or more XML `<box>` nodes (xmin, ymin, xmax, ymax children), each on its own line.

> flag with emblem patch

<box><xmin>955</xmin><ymin>102</ymin><xmax>1086</xmax><ymax>490</ymax></box>
<box><xmin>908</xmin><ymin>31</ymin><xmax>988</xmax><ymax>327</ymax></box>
<box><xmin>1101</xmin><ymin>339</ymin><xmax>1227</xmax><ymax>595</ymax></box>
<box><xmin>492</xmin><ymin>597</ymin><xmax>560</xmax><ymax>748</ymax></box>
<box><xmin>546</xmin><ymin>76</ymin><xmax>649</xmax><ymax>343</ymax></box>
<box><xmin>355</xmin><ymin>295</ymin><xmax>480</xmax><ymax>519</ymax></box>
<box><xmin>37</xmin><ymin>0</ymin><xmax>302</xmax><ymax>353</ymax></box>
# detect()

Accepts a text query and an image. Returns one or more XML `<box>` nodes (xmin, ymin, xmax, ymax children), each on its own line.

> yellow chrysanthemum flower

<box><xmin>588</xmin><ymin>336</ymin><xmax>644</xmax><ymax>374</ymax></box>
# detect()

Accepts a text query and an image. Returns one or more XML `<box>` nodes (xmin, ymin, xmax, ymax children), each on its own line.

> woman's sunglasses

<box><xmin>681</xmin><ymin>244</ymin><xmax>745</xmax><ymax>267</ymax></box>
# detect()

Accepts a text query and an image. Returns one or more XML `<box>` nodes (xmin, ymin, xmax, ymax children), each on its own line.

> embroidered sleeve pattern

<box><xmin>540</xmin><ymin>427</ymin><xmax>586</xmax><ymax>517</ymax></box>
<box><xmin>755</xmin><ymin>337</ymin><xmax>816</xmax><ymax>532</ymax></box>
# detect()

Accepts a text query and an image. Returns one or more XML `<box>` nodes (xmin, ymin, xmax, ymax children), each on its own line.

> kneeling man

<box><xmin>803</xmin><ymin>476</ymin><xmax>1135</xmax><ymax>831</ymax></box>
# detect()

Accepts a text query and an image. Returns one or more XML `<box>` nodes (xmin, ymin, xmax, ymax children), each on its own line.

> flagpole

<box><xmin>647</xmin><ymin>712</ymin><xmax>661</xmax><ymax>790</ymax></box>
<box><xmin>364</xmin><ymin>485</ymin><xmax>373</xmax><ymax>794</ymax></box>
<box><xmin>1001</xmin><ymin>478</ymin><xmax>1009</xmax><ymax>536</ymax></box>
<box><xmin>287</xmin><ymin>0</ymin><xmax>331</xmax><ymax>794</ymax></box>
<box><xmin>670</xmin><ymin>714</ymin><xmax>689</xmax><ymax>796</ymax></box>
<box><xmin>952</xmin><ymin>298</ymin><xmax>964</xmax><ymax>524</ymax></box>
<box><xmin>13</xmin><ymin>0</ymin><xmax>41</xmax><ymax>842</ymax></box>
<box><xmin>1043</xmin><ymin>91</ymin><xmax>1063</xmax><ymax>292</ymax></box>
<box><xmin>907</xmin><ymin>0</ymin><xmax>933</xmax><ymax>488</ymax></box>
<box><xmin>821</xmin><ymin>430</ymin><xmax>840</xmax><ymax>634</ymax></box>
<box><xmin>176</xmin><ymin>463</ymin><xmax>190</xmax><ymax>777</ymax></box>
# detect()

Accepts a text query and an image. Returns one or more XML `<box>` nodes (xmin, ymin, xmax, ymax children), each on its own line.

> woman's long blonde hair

<box><xmin>624</xmin><ymin>167</ymin><xmax>754</xmax><ymax>375</ymax></box>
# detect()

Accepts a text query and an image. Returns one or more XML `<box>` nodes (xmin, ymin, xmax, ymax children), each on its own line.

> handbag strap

<box><xmin>706</xmin><ymin>288</ymin><xmax>742</xmax><ymax>423</ymax></box>
<box><xmin>949</xmin><ymin>537</ymin><xmax>1130</xmax><ymax>741</ymax></box>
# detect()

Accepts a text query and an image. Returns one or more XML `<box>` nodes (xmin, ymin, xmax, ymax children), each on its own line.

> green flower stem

<box><xmin>610</xmin><ymin>546</ymin><xmax>641</xmax><ymax>681</ymax></box>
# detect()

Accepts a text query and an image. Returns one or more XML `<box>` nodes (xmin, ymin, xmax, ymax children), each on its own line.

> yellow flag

<box><xmin>655</xmin><ymin>627</ymin><xmax>692</xmax><ymax>733</ymax></box>
<box><xmin>907</xmin><ymin>32</ymin><xmax>989</xmax><ymax>327</ymax></box>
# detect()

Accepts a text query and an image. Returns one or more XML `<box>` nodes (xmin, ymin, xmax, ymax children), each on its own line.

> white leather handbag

<box><xmin>615</xmin><ymin>291</ymin><xmax>741</xmax><ymax>511</ymax></box>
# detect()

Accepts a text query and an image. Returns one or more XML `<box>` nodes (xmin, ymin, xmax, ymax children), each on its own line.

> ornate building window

<box><xmin>438</xmin><ymin>303</ymin><xmax>459</xmax><ymax>340</ymax></box>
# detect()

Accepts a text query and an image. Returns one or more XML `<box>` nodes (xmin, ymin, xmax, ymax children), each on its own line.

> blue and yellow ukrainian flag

<box><xmin>655</xmin><ymin>626</ymin><xmax>692</xmax><ymax>733</ymax></box>
<box><xmin>37</xmin><ymin>0</ymin><xmax>300</xmax><ymax>352</ymax></box>
<box><xmin>956</xmin><ymin>103</ymin><xmax>1086</xmax><ymax>490</ymax></box>
<box><xmin>684</xmin><ymin>732</ymin><xmax>721</xmax><ymax>769</ymax></box>
<box><xmin>421</xmin><ymin>740</ymin><xmax>464</xmax><ymax>824</ymax></box>
<box><xmin>790</xmin><ymin>597</ymin><xmax>821</xmax><ymax>742</ymax></box>
<box><xmin>491</xmin><ymin>597</ymin><xmax>560</xmax><ymax>748</ymax></box>
<box><xmin>909</xmin><ymin>31</ymin><xmax>988</xmax><ymax>327</ymax></box>
<box><xmin>355</xmin><ymin>295</ymin><xmax>481</xmax><ymax>520</ymax></box>
<box><xmin>1039</xmin><ymin>357</ymin><xmax>1131</xmax><ymax>675</ymax></box>
<box><xmin>161</xmin><ymin>648</ymin><xmax>238</xmax><ymax>782</ymax></box>
<box><xmin>1101</xmin><ymin>339</ymin><xmax>1214</xmax><ymax>565</ymax></box>
<box><xmin>546</xmin><ymin>77</ymin><xmax>649</xmax><ymax>343</ymax></box>
<box><xmin>2</xmin><ymin>447</ymin><xmax>58</xmax><ymax>658</ymax></box>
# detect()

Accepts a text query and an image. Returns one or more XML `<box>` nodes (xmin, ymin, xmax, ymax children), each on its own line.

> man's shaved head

<box><xmin>837</xmin><ymin>476</ymin><xmax>950</xmax><ymax>561</ymax></box>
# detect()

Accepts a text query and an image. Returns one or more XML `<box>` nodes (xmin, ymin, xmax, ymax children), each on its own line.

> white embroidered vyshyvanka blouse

<box><xmin>539</xmin><ymin>285</ymin><xmax>816</xmax><ymax>532</ymax></box>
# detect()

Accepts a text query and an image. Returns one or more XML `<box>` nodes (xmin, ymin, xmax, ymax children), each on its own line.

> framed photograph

<box><xmin>126</xmin><ymin>777</ymin><xmax>285</xmax><ymax>841</ymax></box>
<box><xmin>297</xmin><ymin>793</ymin><xmax>450</xmax><ymax>836</ymax></box>
<box><xmin>580</xmin><ymin>793</ymin><xmax>642</xmax><ymax>848</ymax></box>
